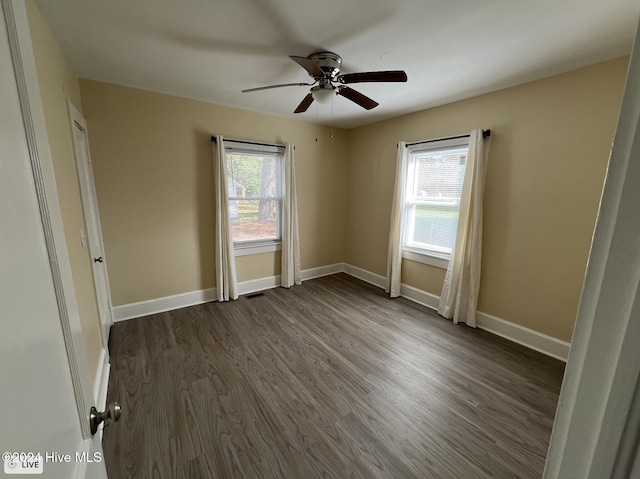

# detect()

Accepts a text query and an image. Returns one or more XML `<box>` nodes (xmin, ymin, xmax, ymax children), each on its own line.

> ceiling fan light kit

<box><xmin>241</xmin><ymin>51</ymin><xmax>407</xmax><ymax>114</ymax></box>
<box><xmin>311</xmin><ymin>85</ymin><xmax>335</xmax><ymax>104</ymax></box>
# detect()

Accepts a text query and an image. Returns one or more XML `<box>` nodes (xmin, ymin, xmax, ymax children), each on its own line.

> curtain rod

<box><xmin>210</xmin><ymin>135</ymin><xmax>285</xmax><ymax>149</ymax></box>
<box><xmin>405</xmin><ymin>129</ymin><xmax>491</xmax><ymax>148</ymax></box>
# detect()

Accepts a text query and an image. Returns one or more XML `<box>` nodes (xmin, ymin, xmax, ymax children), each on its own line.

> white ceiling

<box><xmin>36</xmin><ymin>0</ymin><xmax>639</xmax><ymax>129</ymax></box>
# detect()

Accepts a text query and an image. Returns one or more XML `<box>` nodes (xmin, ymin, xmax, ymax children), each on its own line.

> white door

<box><xmin>68</xmin><ymin>103</ymin><xmax>114</xmax><ymax>348</ymax></box>
<box><xmin>0</xmin><ymin>2</ymin><xmax>107</xmax><ymax>478</ymax></box>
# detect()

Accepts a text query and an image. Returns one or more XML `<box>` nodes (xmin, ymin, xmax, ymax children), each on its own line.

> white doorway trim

<box><xmin>4</xmin><ymin>2</ymin><xmax>109</xmax><ymax>476</ymax></box>
<box><xmin>3</xmin><ymin>0</ymin><xmax>96</xmax><ymax>441</ymax></box>
<box><xmin>543</xmin><ymin>16</ymin><xmax>640</xmax><ymax>479</ymax></box>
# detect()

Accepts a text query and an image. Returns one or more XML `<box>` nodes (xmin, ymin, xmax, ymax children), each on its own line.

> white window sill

<box><xmin>234</xmin><ymin>242</ymin><xmax>281</xmax><ymax>257</ymax></box>
<box><xmin>402</xmin><ymin>249</ymin><xmax>449</xmax><ymax>269</ymax></box>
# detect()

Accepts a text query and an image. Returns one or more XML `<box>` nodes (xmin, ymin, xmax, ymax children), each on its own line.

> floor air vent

<box><xmin>246</xmin><ymin>292</ymin><xmax>265</xmax><ymax>299</ymax></box>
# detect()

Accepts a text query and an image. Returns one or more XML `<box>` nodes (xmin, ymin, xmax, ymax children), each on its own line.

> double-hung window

<box><xmin>224</xmin><ymin>141</ymin><xmax>283</xmax><ymax>255</ymax></box>
<box><xmin>402</xmin><ymin>137</ymin><xmax>470</xmax><ymax>267</ymax></box>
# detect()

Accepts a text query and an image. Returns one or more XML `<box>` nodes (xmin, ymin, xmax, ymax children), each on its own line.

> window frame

<box><xmin>224</xmin><ymin>140</ymin><xmax>285</xmax><ymax>255</ymax></box>
<box><xmin>401</xmin><ymin>136</ymin><xmax>470</xmax><ymax>268</ymax></box>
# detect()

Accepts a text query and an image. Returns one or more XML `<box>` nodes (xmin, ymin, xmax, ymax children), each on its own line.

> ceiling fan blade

<box><xmin>242</xmin><ymin>82</ymin><xmax>312</xmax><ymax>93</ymax></box>
<box><xmin>338</xmin><ymin>70</ymin><xmax>407</xmax><ymax>84</ymax></box>
<box><xmin>290</xmin><ymin>56</ymin><xmax>325</xmax><ymax>78</ymax></box>
<box><xmin>337</xmin><ymin>87</ymin><xmax>378</xmax><ymax>110</ymax></box>
<box><xmin>294</xmin><ymin>93</ymin><xmax>314</xmax><ymax>113</ymax></box>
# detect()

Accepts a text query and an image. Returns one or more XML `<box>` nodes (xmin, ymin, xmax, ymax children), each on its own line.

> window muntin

<box><xmin>225</xmin><ymin>147</ymin><xmax>283</xmax><ymax>246</ymax></box>
<box><xmin>403</xmin><ymin>139</ymin><xmax>469</xmax><ymax>259</ymax></box>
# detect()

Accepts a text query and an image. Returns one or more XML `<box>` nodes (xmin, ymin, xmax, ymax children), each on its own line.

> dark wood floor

<box><xmin>103</xmin><ymin>273</ymin><xmax>564</xmax><ymax>479</ymax></box>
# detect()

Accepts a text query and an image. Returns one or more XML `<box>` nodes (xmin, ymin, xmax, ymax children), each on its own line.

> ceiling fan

<box><xmin>241</xmin><ymin>51</ymin><xmax>407</xmax><ymax>113</ymax></box>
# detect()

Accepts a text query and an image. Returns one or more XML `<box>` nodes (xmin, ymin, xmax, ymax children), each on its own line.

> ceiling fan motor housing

<box><xmin>308</xmin><ymin>51</ymin><xmax>343</xmax><ymax>79</ymax></box>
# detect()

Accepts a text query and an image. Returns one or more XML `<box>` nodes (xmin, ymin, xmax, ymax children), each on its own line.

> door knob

<box><xmin>93</xmin><ymin>256</ymin><xmax>103</xmax><ymax>263</ymax></box>
<box><xmin>90</xmin><ymin>401</ymin><xmax>121</xmax><ymax>435</ymax></box>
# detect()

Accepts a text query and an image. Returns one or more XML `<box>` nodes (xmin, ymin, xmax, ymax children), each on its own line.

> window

<box><xmin>402</xmin><ymin>137</ymin><xmax>469</xmax><ymax>265</ymax></box>
<box><xmin>224</xmin><ymin>141</ymin><xmax>283</xmax><ymax>253</ymax></box>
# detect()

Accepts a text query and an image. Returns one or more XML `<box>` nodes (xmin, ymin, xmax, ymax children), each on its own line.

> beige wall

<box><xmin>79</xmin><ymin>80</ymin><xmax>348</xmax><ymax>306</ymax></box>
<box><xmin>26</xmin><ymin>1</ymin><xmax>103</xmax><ymax>381</ymax></box>
<box><xmin>344</xmin><ymin>57</ymin><xmax>628</xmax><ymax>342</ymax></box>
<box><xmin>77</xmin><ymin>57</ymin><xmax>627</xmax><ymax>343</ymax></box>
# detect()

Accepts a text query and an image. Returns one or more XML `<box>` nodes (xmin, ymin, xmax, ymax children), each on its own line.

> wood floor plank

<box><xmin>104</xmin><ymin>273</ymin><xmax>564</xmax><ymax>478</ymax></box>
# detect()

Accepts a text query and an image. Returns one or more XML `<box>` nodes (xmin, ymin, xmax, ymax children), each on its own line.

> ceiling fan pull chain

<box><xmin>330</xmin><ymin>97</ymin><xmax>334</xmax><ymax>139</ymax></box>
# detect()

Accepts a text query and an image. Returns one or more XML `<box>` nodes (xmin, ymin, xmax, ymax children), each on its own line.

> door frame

<box><xmin>3</xmin><ymin>0</ymin><xmax>103</xmax><ymax>465</ymax></box>
<box><xmin>68</xmin><ymin>101</ymin><xmax>114</xmax><ymax>351</ymax></box>
<box><xmin>543</xmin><ymin>16</ymin><xmax>640</xmax><ymax>479</ymax></box>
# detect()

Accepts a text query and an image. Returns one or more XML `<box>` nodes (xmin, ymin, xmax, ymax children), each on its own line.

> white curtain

<box><xmin>438</xmin><ymin>129</ymin><xmax>490</xmax><ymax>326</ymax></box>
<box><xmin>213</xmin><ymin>135</ymin><xmax>238</xmax><ymax>301</ymax></box>
<box><xmin>281</xmin><ymin>144</ymin><xmax>301</xmax><ymax>287</ymax></box>
<box><xmin>386</xmin><ymin>142</ymin><xmax>408</xmax><ymax>298</ymax></box>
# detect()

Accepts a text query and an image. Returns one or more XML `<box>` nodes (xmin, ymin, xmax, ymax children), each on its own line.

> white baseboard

<box><xmin>400</xmin><ymin>283</ymin><xmax>440</xmax><ymax>310</ymax></box>
<box><xmin>340</xmin><ymin>263</ymin><xmax>570</xmax><ymax>361</ymax></box>
<box><xmin>343</xmin><ymin>263</ymin><xmax>386</xmax><ymax>288</ymax></box>
<box><xmin>340</xmin><ymin>264</ymin><xmax>442</xmax><ymax>310</ymax></box>
<box><xmin>237</xmin><ymin>275</ymin><xmax>280</xmax><ymax>295</ymax></box>
<box><xmin>111</xmin><ymin>262</ymin><xmax>570</xmax><ymax>361</ymax></box>
<box><xmin>475</xmin><ymin>311</ymin><xmax>570</xmax><ymax>362</ymax></box>
<box><xmin>301</xmin><ymin>263</ymin><xmax>344</xmax><ymax>281</ymax></box>
<box><xmin>93</xmin><ymin>347</ymin><xmax>110</xmax><ymax>411</ymax></box>
<box><xmin>113</xmin><ymin>287</ymin><xmax>217</xmax><ymax>321</ymax></box>
<box><xmin>113</xmin><ymin>263</ymin><xmax>345</xmax><ymax>322</ymax></box>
